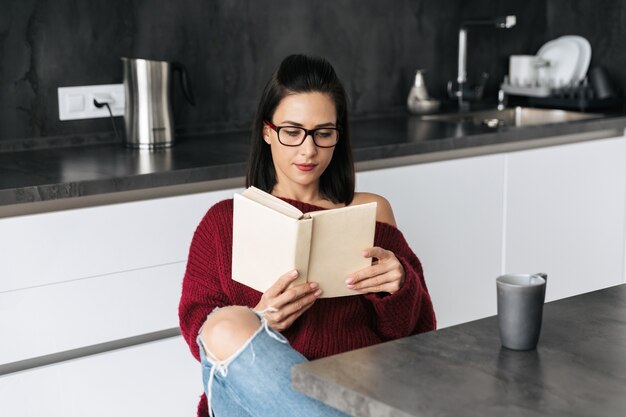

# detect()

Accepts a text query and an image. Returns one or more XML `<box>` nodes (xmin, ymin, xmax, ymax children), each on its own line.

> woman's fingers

<box><xmin>349</xmin><ymin>271</ymin><xmax>401</xmax><ymax>293</ymax></box>
<box><xmin>271</xmin><ymin>287</ymin><xmax>322</xmax><ymax>321</ymax></box>
<box><xmin>265</xmin><ymin>288</ymin><xmax>321</xmax><ymax>331</ymax></box>
<box><xmin>363</xmin><ymin>246</ymin><xmax>392</xmax><ymax>261</ymax></box>
<box><xmin>273</xmin><ymin>297</ymin><xmax>318</xmax><ymax>331</ymax></box>
<box><xmin>345</xmin><ymin>246</ymin><xmax>406</xmax><ymax>294</ymax></box>
<box><xmin>266</xmin><ymin>270</ymin><xmax>301</xmax><ymax>298</ymax></box>
<box><xmin>255</xmin><ymin>270</ymin><xmax>300</xmax><ymax>312</ymax></box>
<box><xmin>346</xmin><ymin>263</ymin><xmax>387</xmax><ymax>286</ymax></box>
<box><xmin>258</xmin><ymin>269</ymin><xmax>323</xmax><ymax>331</ymax></box>
<box><xmin>345</xmin><ymin>247</ymin><xmax>393</xmax><ymax>285</ymax></box>
<box><xmin>271</xmin><ymin>280</ymin><xmax>320</xmax><ymax>309</ymax></box>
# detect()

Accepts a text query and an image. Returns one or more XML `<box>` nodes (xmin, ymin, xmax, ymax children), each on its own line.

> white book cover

<box><xmin>232</xmin><ymin>187</ymin><xmax>376</xmax><ymax>297</ymax></box>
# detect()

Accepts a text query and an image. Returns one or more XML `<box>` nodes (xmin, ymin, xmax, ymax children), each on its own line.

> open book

<box><xmin>232</xmin><ymin>186</ymin><xmax>377</xmax><ymax>298</ymax></box>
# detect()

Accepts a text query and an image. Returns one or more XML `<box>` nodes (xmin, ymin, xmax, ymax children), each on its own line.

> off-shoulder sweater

<box><xmin>178</xmin><ymin>198</ymin><xmax>436</xmax><ymax>416</ymax></box>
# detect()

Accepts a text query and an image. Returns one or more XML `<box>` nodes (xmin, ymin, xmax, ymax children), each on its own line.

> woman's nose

<box><xmin>299</xmin><ymin>134</ymin><xmax>318</xmax><ymax>155</ymax></box>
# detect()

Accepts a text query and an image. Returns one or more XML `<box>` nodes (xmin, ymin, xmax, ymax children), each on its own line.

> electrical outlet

<box><xmin>58</xmin><ymin>84</ymin><xmax>125</xmax><ymax>121</ymax></box>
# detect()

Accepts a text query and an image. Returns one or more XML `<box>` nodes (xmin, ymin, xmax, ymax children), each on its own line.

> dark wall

<box><xmin>1</xmin><ymin>0</ymin><xmax>547</xmax><ymax>142</ymax></box>
<box><xmin>546</xmin><ymin>0</ymin><xmax>626</xmax><ymax>95</ymax></box>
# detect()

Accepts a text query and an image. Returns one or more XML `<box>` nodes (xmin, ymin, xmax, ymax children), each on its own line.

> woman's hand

<box><xmin>345</xmin><ymin>247</ymin><xmax>405</xmax><ymax>294</ymax></box>
<box><xmin>254</xmin><ymin>270</ymin><xmax>322</xmax><ymax>332</ymax></box>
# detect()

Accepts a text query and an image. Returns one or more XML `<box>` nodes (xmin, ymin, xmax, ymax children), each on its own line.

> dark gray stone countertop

<box><xmin>2</xmin><ymin>110</ymin><xmax>626</xmax><ymax>208</ymax></box>
<box><xmin>292</xmin><ymin>283</ymin><xmax>626</xmax><ymax>417</ymax></box>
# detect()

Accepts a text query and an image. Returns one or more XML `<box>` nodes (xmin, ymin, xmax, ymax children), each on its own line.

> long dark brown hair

<box><xmin>246</xmin><ymin>54</ymin><xmax>355</xmax><ymax>204</ymax></box>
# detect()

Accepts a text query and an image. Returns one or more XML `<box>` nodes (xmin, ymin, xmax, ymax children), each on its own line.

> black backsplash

<box><xmin>9</xmin><ymin>0</ymin><xmax>621</xmax><ymax>143</ymax></box>
<box><xmin>546</xmin><ymin>0</ymin><xmax>626</xmax><ymax>96</ymax></box>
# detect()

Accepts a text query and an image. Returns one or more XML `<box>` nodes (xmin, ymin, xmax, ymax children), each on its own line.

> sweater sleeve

<box><xmin>362</xmin><ymin>222</ymin><xmax>436</xmax><ymax>341</ymax></box>
<box><xmin>178</xmin><ymin>204</ymin><xmax>230</xmax><ymax>362</ymax></box>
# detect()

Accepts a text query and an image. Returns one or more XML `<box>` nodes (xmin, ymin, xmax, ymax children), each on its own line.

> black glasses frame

<box><xmin>264</xmin><ymin>120</ymin><xmax>340</xmax><ymax>148</ymax></box>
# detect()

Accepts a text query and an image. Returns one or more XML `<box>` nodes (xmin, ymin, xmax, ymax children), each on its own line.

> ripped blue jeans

<box><xmin>197</xmin><ymin>308</ymin><xmax>350</xmax><ymax>417</ymax></box>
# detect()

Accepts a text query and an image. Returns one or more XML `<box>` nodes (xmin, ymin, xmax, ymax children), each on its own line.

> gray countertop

<box><xmin>292</xmin><ymin>284</ymin><xmax>626</xmax><ymax>417</ymax></box>
<box><xmin>2</xmin><ymin>109</ymin><xmax>626</xmax><ymax>209</ymax></box>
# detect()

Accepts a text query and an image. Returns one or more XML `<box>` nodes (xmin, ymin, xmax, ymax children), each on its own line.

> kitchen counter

<box><xmin>292</xmin><ymin>283</ymin><xmax>626</xmax><ymax>417</ymax></box>
<box><xmin>2</xmin><ymin>109</ymin><xmax>626</xmax><ymax>212</ymax></box>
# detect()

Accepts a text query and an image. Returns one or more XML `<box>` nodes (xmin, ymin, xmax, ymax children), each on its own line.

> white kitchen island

<box><xmin>1</xmin><ymin>113</ymin><xmax>626</xmax><ymax>415</ymax></box>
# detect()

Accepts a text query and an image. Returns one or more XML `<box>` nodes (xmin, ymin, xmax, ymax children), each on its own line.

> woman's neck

<box><xmin>271</xmin><ymin>183</ymin><xmax>345</xmax><ymax>209</ymax></box>
<box><xmin>271</xmin><ymin>183</ymin><xmax>324</xmax><ymax>205</ymax></box>
<box><xmin>272</xmin><ymin>184</ymin><xmax>322</xmax><ymax>203</ymax></box>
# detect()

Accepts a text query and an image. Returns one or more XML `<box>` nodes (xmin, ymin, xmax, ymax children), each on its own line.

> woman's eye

<box><xmin>316</xmin><ymin>132</ymin><xmax>331</xmax><ymax>138</ymax></box>
<box><xmin>285</xmin><ymin>129</ymin><xmax>301</xmax><ymax>137</ymax></box>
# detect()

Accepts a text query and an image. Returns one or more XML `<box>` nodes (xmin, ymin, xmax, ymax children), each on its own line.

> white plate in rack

<box><xmin>558</xmin><ymin>35</ymin><xmax>591</xmax><ymax>83</ymax></box>
<box><xmin>537</xmin><ymin>38</ymin><xmax>581</xmax><ymax>87</ymax></box>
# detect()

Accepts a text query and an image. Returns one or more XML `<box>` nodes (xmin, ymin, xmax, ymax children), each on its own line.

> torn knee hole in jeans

<box><xmin>199</xmin><ymin>306</ymin><xmax>288</xmax><ymax>417</ymax></box>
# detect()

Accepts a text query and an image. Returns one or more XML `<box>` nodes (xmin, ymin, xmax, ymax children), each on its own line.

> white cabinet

<box><xmin>357</xmin><ymin>135</ymin><xmax>626</xmax><ymax>328</ymax></box>
<box><xmin>357</xmin><ymin>154</ymin><xmax>506</xmax><ymax>328</ymax></box>
<box><xmin>504</xmin><ymin>136</ymin><xmax>626</xmax><ymax>301</ymax></box>
<box><xmin>0</xmin><ymin>262</ymin><xmax>184</xmax><ymax>364</ymax></box>
<box><xmin>0</xmin><ymin>336</ymin><xmax>202</xmax><ymax>417</ymax></box>
<box><xmin>0</xmin><ymin>186</ymin><xmax>240</xmax><ymax>366</ymax></box>
<box><xmin>2</xmin><ymin>133</ymin><xmax>625</xmax><ymax>416</ymax></box>
<box><xmin>0</xmin><ymin>188</ymin><xmax>238</xmax><ymax>292</ymax></box>
<box><xmin>0</xmin><ymin>187</ymin><xmax>237</xmax><ymax>416</ymax></box>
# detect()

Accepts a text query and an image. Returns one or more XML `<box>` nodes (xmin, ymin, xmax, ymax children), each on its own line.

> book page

<box><xmin>241</xmin><ymin>186</ymin><xmax>303</xmax><ymax>219</ymax></box>
<box><xmin>307</xmin><ymin>203</ymin><xmax>377</xmax><ymax>297</ymax></box>
<box><xmin>232</xmin><ymin>193</ymin><xmax>310</xmax><ymax>293</ymax></box>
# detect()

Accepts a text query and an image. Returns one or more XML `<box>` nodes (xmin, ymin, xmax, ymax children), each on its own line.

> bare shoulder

<box><xmin>352</xmin><ymin>192</ymin><xmax>397</xmax><ymax>227</ymax></box>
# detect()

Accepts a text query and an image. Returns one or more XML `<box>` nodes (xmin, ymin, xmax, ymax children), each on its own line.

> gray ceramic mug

<box><xmin>496</xmin><ymin>273</ymin><xmax>547</xmax><ymax>350</ymax></box>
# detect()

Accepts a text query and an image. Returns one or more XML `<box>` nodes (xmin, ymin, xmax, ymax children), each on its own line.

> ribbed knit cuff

<box><xmin>363</xmin><ymin>254</ymin><xmax>421</xmax><ymax>338</ymax></box>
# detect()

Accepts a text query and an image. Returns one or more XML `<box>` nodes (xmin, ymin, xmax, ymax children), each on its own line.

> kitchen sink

<box><xmin>421</xmin><ymin>106</ymin><xmax>602</xmax><ymax>128</ymax></box>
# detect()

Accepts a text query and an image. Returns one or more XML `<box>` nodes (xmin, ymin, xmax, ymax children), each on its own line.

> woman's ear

<box><xmin>262</xmin><ymin>124</ymin><xmax>271</xmax><ymax>145</ymax></box>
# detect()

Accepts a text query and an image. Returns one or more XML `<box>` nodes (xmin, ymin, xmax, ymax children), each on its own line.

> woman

<box><xmin>179</xmin><ymin>54</ymin><xmax>436</xmax><ymax>417</ymax></box>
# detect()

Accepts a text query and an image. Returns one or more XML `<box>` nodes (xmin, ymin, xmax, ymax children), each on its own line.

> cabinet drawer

<box><xmin>0</xmin><ymin>337</ymin><xmax>201</xmax><ymax>417</ymax></box>
<box><xmin>0</xmin><ymin>262</ymin><xmax>184</xmax><ymax>365</ymax></box>
<box><xmin>0</xmin><ymin>187</ymin><xmax>237</xmax><ymax>292</ymax></box>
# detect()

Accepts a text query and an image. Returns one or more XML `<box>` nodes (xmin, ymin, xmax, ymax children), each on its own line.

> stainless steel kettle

<box><xmin>122</xmin><ymin>57</ymin><xmax>195</xmax><ymax>149</ymax></box>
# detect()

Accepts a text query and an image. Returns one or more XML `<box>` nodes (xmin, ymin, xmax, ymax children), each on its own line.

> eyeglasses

<box><xmin>264</xmin><ymin>120</ymin><xmax>340</xmax><ymax>148</ymax></box>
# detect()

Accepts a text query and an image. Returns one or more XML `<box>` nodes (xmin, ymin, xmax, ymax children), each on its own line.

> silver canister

<box><xmin>122</xmin><ymin>57</ymin><xmax>194</xmax><ymax>149</ymax></box>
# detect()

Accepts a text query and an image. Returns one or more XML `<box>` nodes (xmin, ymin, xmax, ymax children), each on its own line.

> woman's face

<box><xmin>263</xmin><ymin>92</ymin><xmax>337</xmax><ymax>191</ymax></box>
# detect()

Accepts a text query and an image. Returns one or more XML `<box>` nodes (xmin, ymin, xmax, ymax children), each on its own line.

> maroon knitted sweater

<box><xmin>178</xmin><ymin>197</ymin><xmax>436</xmax><ymax>416</ymax></box>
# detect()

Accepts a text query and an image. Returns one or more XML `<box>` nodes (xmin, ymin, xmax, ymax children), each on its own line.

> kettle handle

<box><xmin>172</xmin><ymin>61</ymin><xmax>196</xmax><ymax>106</ymax></box>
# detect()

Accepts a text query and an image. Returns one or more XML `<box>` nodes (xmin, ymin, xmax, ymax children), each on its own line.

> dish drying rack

<box><xmin>501</xmin><ymin>76</ymin><xmax>622</xmax><ymax>111</ymax></box>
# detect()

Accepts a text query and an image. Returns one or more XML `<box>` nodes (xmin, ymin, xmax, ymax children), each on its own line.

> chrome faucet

<box><xmin>448</xmin><ymin>15</ymin><xmax>516</xmax><ymax>111</ymax></box>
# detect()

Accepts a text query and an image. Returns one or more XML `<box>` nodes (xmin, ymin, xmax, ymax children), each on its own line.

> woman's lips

<box><xmin>295</xmin><ymin>163</ymin><xmax>317</xmax><ymax>172</ymax></box>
